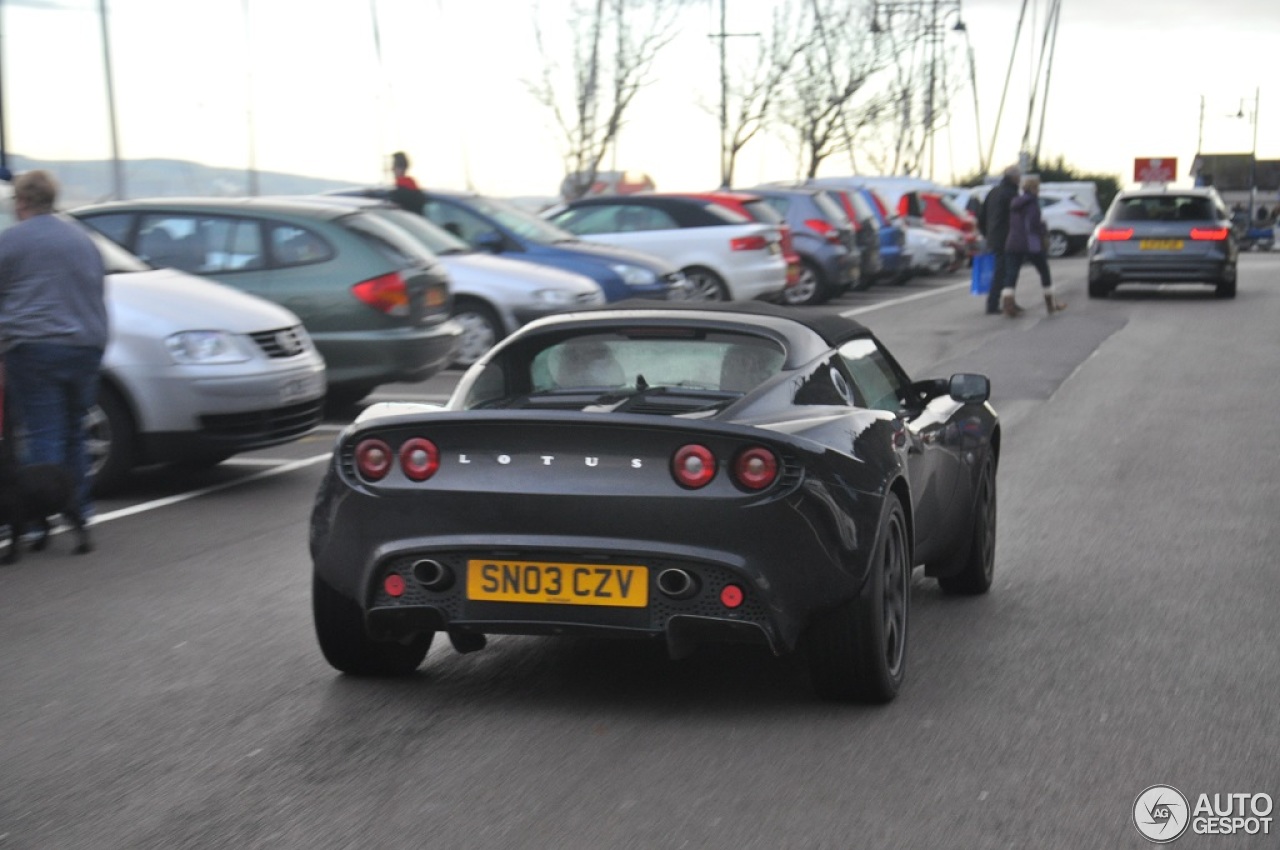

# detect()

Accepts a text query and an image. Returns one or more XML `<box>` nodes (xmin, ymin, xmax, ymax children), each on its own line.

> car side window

<box><xmin>269</xmin><ymin>224</ymin><xmax>333</xmax><ymax>267</ymax></box>
<box><xmin>136</xmin><ymin>215</ymin><xmax>212</xmax><ymax>273</ymax></box>
<box><xmin>199</xmin><ymin>217</ymin><xmax>265</xmax><ymax>272</ymax></box>
<box><xmin>80</xmin><ymin>213</ymin><xmax>134</xmax><ymax>248</ymax></box>
<box><xmin>423</xmin><ymin>200</ymin><xmax>492</xmax><ymax>245</ymax></box>
<box><xmin>839</xmin><ymin>337</ymin><xmax>906</xmax><ymax>412</ymax></box>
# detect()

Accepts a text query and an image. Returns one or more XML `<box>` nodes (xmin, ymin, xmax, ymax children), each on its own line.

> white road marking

<box><xmin>839</xmin><ymin>281</ymin><xmax>969</xmax><ymax>317</ymax></box>
<box><xmin>90</xmin><ymin>453</ymin><xmax>333</xmax><ymax>527</ymax></box>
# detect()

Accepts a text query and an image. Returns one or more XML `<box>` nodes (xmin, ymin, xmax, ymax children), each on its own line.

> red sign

<box><xmin>1134</xmin><ymin>158</ymin><xmax>1177</xmax><ymax>183</ymax></box>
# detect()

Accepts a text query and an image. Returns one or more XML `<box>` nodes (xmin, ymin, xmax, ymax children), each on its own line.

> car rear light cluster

<box><xmin>730</xmin><ymin>235</ymin><xmax>769</xmax><ymax>251</ymax></box>
<box><xmin>670</xmin><ymin>443</ymin><xmax>780</xmax><ymax>491</ymax></box>
<box><xmin>352</xmin><ymin>272</ymin><xmax>411</xmax><ymax>316</ymax></box>
<box><xmin>1067</xmin><ymin>210</ymin><xmax>1090</xmax><ymax>218</ymax></box>
<box><xmin>354</xmin><ymin>436</ymin><xmax>440</xmax><ymax>482</ymax></box>
<box><xmin>1095</xmin><ymin>227</ymin><xmax>1134</xmax><ymax>241</ymax></box>
<box><xmin>804</xmin><ymin>219</ymin><xmax>844</xmax><ymax>245</ymax></box>
<box><xmin>1190</xmin><ymin>227</ymin><xmax>1230</xmax><ymax>241</ymax></box>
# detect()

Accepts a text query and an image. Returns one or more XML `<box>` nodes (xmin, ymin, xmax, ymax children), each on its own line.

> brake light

<box><xmin>399</xmin><ymin>437</ymin><xmax>440</xmax><ymax>481</ymax></box>
<box><xmin>805</xmin><ymin>219</ymin><xmax>843</xmax><ymax>245</ymax></box>
<box><xmin>730</xmin><ymin>235</ymin><xmax>769</xmax><ymax>251</ymax></box>
<box><xmin>355</xmin><ymin>438</ymin><xmax>393</xmax><ymax>481</ymax></box>
<box><xmin>1190</xmin><ymin>227</ymin><xmax>1230</xmax><ymax>241</ymax></box>
<box><xmin>733</xmin><ymin>446</ymin><xmax>779</xmax><ymax>490</ymax></box>
<box><xmin>1067</xmin><ymin>210</ymin><xmax>1089</xmax><ymax>218</ymax></box>
<box><xmin>1095</xmin><ymin>227</ymin><xmax>1133</xmax><ymax>241</ymax></box>
<box><xmin>352</xmin><ymin>272</ymin><xmax>410</xmax><ymax>316</ymax></box>
<box><xmin>671</xmin><ymin>444</ymin><xmax>716</xmax><ymax>489</ymax></box>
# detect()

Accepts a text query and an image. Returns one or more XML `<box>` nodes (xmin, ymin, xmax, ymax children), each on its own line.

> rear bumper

<box><xmin>313</xmin><ymin>319</ymin><xmax>462</xmax><ymax>391</ymax></box>
<box><xmin>1089</xmin><ymin>257</ymin><xmax>1234</xmax><ymax>284</ymax></box>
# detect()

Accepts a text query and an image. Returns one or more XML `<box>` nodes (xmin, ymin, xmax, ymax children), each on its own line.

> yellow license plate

<box><xmin>1139</xmin><ymin>239</ymin><xmax>1184</xmax><ymax>250</ymax></box>
<box><xmin>467</xmin><ymin>560</ymin><xmax>648</xmax><ymax>607</ymax></box>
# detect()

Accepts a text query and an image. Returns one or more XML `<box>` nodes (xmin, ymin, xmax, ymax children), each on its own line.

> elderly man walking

<box><xmin>979</xmin><ymin>164</ymin><xmax>1022</xmax><ymax>315</ymax></box>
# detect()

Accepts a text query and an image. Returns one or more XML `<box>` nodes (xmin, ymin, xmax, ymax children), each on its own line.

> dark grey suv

<box><xmin>747</xmin><ymin>186</ymin><xmax>860</xmax><ymax>306</ymax></box>
<box><xmin>1087</xmin><ymin>188</ymin><xmax>1238</xmax><ymax>299</ymax></box>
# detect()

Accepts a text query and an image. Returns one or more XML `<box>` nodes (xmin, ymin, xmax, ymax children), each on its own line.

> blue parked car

<box><xmin>341</xmin><ymin>188</ymin><xmax>687</xmax><ymax>302</ymax></box>
<box><xmin>856</xmin><ymin>187</ymin><xmax>909</xmax><ymax>285</ymax></box>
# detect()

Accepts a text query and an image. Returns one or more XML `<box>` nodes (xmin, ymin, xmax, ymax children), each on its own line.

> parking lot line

<box><xmin>91</xmin><ymin>453</ymin><xmax>333</xmax><ymax>527</ymax></box>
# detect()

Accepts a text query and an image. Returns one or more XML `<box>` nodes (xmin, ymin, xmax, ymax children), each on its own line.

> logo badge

<box><xmin>1134</xmin><ymin>785</ymin><xmax>1190</xmax><ymax>843</ymax></box>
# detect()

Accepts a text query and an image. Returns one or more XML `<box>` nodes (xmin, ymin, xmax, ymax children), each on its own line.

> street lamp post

<box><xmin>870</xmin><ymin>0</ymin><xmax>965</xmax><ymax>180</ymax></box>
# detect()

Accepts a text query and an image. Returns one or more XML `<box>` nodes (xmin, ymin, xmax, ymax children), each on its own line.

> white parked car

<box><xmin>89</xmin><ymin>227</ymin><xmax>327</xmax><ymax>493</ymax></box>
<box><xmin>542</xmin><ymin>194</ymin><xmax>788</xmax><ymax>302</ymax></box>
<box><xmin>1039</xmin><ymin>191</ymin><xmax>1096</xmax><ymax>258</ymax></box>
<box><xmin>903</xmin><ymin>223</ymin><xmax>963</xmax><ymax>275</ymax></box>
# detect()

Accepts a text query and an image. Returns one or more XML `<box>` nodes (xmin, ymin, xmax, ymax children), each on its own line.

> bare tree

<box><xmin>772</xmin><ymin>0</ymin><xmax>892</xmax><ymax>179</ymax></box>
<box><xmin>528</xmin><ymin>0</ymin><xmax>690</xmax><ymax>201</ymax></box>
<box><xmin>715</xmin><ymin>4</ymin><xmax>807</xmax><ymax>188</ymax></box>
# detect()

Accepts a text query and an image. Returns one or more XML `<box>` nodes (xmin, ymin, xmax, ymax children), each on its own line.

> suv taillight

<box><xmin>352</xmin><ymin>272</ymin><xmax>410</xmax><ymax>316</ymax></box>
<box><xmin>1189</xmin><ymin>227</ymin><xmax>1230</xmax><ymax>241</ymax></box>
<box><xmin>1095</xmin><ymin>227</ymin><xmax>1133</xmax><ymax>242</ymax></box>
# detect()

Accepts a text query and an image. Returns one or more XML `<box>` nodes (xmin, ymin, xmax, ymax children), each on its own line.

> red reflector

<box><xmin>399</xmin><ymin>437</ymin><xmax>440</xmax><ymax>481</ymax></box>
<box><xmin>1095</xmin><ymin>227</ymin><xmax>1133</xmax><ymax>241</ymax></box>
<box><xmin>730</xmin><ymin>235</ymin><xmax>768</xmax><ymax>251</ymax></box>
<box><xmin>733</xmin><ymin>446</ymin><xmax>779</xmax><ymax>490</ymax></box>
<box><xmin>1189</xmin><ymin>227</ymin><xmax>1230</xmax><ymax>241</ymax></box>
<box><xmin>355</xmin><ymin>438</ymin><xmax>393</xmax><ymax>481</ymax></box>
<box><xmin>384</xmin><ymin>573</ymin><xmax>406</xmax><ymax>597</ymax></box>
<box><xmin>720</xmin><ymin>584</ymin><xmax>744</xmax><ymax>608</ymax></box>
<box><xmin>352</xmin><ymin>272</ymin><xmax>410</xmax><ymax>316</ymax></box>
<box><xmin>672</xmin><ymin>444</ymin><xmax>716</xmax><ymax>489</ymax></box>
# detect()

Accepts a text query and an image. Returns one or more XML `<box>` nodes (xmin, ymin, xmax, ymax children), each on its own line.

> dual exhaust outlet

<box><xmin>409</xmin><ymin>560</ymin><xmax>700</xmax><ymax>601</ymax></box>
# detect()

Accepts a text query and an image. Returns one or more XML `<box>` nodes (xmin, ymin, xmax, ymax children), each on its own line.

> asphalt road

<box><xmin>2</xmin><ymin>254</ymin><xmax>1277</xmax><ymax>849</ymax></box>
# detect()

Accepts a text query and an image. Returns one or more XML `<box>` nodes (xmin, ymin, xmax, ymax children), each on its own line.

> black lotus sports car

<box><xmin>310</xmin><ymin>300</ymin><xmax>1000</xmax><ymax>703</ymax></box>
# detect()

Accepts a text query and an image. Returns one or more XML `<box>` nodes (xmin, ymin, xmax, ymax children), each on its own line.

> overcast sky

<box><xmin>3</xmin><ymin>0</ymin><xmax>1278</xmax><ymax>198</ymax></box>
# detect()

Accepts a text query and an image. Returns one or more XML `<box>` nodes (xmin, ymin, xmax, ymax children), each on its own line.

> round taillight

<box><xmin>355</xmin><ymin>438</ymin><xmax>393</xmax><ymax>481</ymax></box>
<box><xmin>720</xmin><ymin>584</ymin><xmax>744</xmax><ymax>608</ymax></box>
<box><xmin>384</xmin><ymin>573</ymin><xmax>406</xmax><ymax>597</ymax></box>
<box><xmin>400</xmin><ymin>437</ymin><xmax>440</xmax><ymax>481</ymax></box>
<box><xmin>733</xmin><ymin>446</ymin><xmax>779</xmax><ymax>490</ymax></box>
<box><xmin>671</xmin><ymin>444</ymin><xmax>716</xmax><ymax>489</ymax></box>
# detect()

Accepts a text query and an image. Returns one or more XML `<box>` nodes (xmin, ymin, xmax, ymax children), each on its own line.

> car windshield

<box><xmin>462</xmin><ymin>330</ymin><xmax>786</xmax><ymax>413</ymax></box>
<box><xmin>370</xmin><ymin>207</ymin><xmax>471</xmax><ymax>255</ymax></box>
<box><xmin>1112</xmin><ymin>195</ymin><xmax>1218</xmax><ymax>223</ymax></box>
<box><xmin>463</xmin><ymin>194</ymin><xmax>578</xmax><ymax>245</ymax></box>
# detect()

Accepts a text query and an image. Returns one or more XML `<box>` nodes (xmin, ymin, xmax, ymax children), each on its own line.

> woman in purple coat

<box><xmin>999</xmin><ymin>176</ymin><xmax>1067</xmax><ymax>317</ymax></box>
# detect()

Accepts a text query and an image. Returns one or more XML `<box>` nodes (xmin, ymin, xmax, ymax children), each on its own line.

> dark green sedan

<box><xmin>73</xmin><ymin>196</ymin><xmax>462</xmax><ymax>407</ymax></box>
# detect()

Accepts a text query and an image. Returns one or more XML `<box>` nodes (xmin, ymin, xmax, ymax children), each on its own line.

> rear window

<box><xmin>813</xmin><ymin>192</ymin><xmax>851</xmax><ymax>227</ymax></box>
<box><xmin>339</xmin><ymin>211</ymin><xmax>438</xmax><ymax>270</ymax></box>
<box><xmin>740</xmin><ymin>199</ymin><xmax>783</xmax><ymax>224</ymax></box>
<box><xmin>1112</xmin><ymin>195</ymin><xmax>1218</xmax><ymax>223</ymax></box>
<box><xmin>697</xmin><ymin>202</ymin><xmax>750</xmax><ymax>225</ymax></box>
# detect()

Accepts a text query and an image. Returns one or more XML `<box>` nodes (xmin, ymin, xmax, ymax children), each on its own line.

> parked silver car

<box><xmin>89</xmin><ymin>227</ymin><xmax>327</xmax><ymax>492</ymax></box>
<box><xmin>308</xmin><ymin>197</ymin><xmax>606</xmax><ymax>367</ymax></box>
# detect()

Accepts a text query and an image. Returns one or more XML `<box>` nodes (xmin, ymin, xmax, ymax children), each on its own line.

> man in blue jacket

<box><xmin>0</xmin><ymin>170</ymin><xmax>109</xmax><ymax>524</ymax></box>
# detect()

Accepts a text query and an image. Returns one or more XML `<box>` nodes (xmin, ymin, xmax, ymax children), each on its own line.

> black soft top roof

<box><xmin>579</xmin><ymin>299</ymin><xmax>872</xmax><ymax>347</ymax></box>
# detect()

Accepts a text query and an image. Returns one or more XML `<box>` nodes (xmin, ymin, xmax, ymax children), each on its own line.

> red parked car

<box><xmin>901</xmin><ymin>191</ymin><xmax>980</xmax><ymax>257</ymax></box>
<box><xmin>666</xmin><ymin>191</ymin><xmax>801</xmax><ymax>291</ymax></box>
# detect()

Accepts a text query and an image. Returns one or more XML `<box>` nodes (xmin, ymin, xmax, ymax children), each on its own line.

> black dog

<box><xmin>0</xmin><ymin>456</ymin><xmax>92</xmax><ymax>564</ymax></box>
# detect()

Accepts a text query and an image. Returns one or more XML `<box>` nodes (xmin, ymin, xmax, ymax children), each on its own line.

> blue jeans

<box><xmin>4</xmin><ymin>343</ymin><xmax>103</xmax><ymax>516</ymax></box>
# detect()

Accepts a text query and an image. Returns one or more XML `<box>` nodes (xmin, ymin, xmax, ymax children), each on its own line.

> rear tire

<box><xmin>937</xmin><ymin>457</ymin><xmax>996</xmax><ymax>596</ymax></box>
<box><xmin>1215</xmin><ymin>277</ymin><xmax>1237</xmax><ymax>299</ymax></box>
<box><xmin>313</xmin><ymin>575</ymin><xmax>432</xmax><ymax>676</ymax></box>
<box><xmin>782</xmin><ymin>259</ymin><xmax>830</xmax><ymax>306</ymax></box>
<box><xmin>1047</xmin><ymin>230</ymin><xmax>1069</xmax><ymax>258</ymax></box>
<box><xmin>1087</xmin><ymin>277</ymin><xmax>1111</xmax><ymax>298</ymax></box>
<box><xmin>683</xmin><ymin>266</ymin><xmax>730</xmax><ymax>301</ymax></box>
<box><xmin>806</xmin><ymin>493</ymin><xmax>909</xmax><ymax>703</ymax></box>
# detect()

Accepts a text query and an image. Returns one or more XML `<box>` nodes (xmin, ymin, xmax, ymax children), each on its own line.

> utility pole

<box><xmin>98</xmin><ymin>0</ymin><xmax>125</xmax><ymax>199</ymax></box>
<box><xmin>708</xmin><ymin>0</ymin><xmax>758</xmax><ymax>188</ymax></box>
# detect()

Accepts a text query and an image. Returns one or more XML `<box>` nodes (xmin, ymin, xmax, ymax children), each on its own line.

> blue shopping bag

<box><xmin>970</xmin><ymin>252</ymin><xmax>994</xmax><ymax>296</ymax></box>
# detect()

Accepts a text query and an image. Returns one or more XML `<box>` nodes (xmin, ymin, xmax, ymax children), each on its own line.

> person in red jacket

<box><xmin>388</xmin><ymin>151</ymin><xmax>426</xmax><ymax>215</ymax></box>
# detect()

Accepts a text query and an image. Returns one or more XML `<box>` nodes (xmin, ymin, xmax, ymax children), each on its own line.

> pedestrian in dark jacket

<box><xmin>979</xmin><ymin>164</ymin><xmax>1021</xmax><ymax>314</ymax></box>
<box><xmin>999</xmin><ymin>175</ymin><xmax>1067</xmax><ymax>317</ymax></box>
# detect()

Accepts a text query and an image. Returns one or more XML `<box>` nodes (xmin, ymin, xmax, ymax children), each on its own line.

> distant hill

<box><xmin>3</xmin><ymin>155</ymin><xmax>366</xmax><ymax>207</ymax></box>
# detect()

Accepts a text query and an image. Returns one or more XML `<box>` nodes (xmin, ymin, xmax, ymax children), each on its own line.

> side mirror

<box><xmin>474</xmin><ymin>230</ymin><xmax>504</xmax><ymax>253</ymax></box>
<box><xmin>949</xmin><ymin>373</ymin><xmax>990</xmax><ymax>403</ymax></box>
